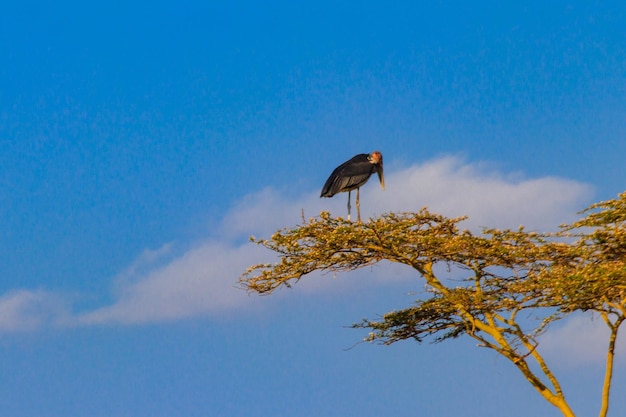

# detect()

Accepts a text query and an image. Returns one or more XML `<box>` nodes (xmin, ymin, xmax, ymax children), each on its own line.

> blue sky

<box><xmin>1</xmin><ymin>1</ymin><xmax>625</xmax><ymax>416</ymax></box>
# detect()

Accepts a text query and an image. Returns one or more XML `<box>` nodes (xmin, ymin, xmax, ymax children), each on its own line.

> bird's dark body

<box><xmin>320</xmin><ymin>151</ymin><xmax>384</xmax><ymax>222</ymax></box>
<box><xmin>320</xmin><ymin>154</ymin><xmax>380</xmax><ymax>197</ymax></box>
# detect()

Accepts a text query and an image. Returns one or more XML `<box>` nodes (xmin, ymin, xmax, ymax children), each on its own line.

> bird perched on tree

<box><xmin>320</xmin><ymin>151</ymin><xmax>385</xmax><ymax>222</ymax></box>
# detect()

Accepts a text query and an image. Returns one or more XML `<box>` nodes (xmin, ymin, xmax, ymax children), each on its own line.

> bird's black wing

<box><xmin>320</xmin><ymin>154</ymin><xmax>374</xmax><ymax>197</ymax></box>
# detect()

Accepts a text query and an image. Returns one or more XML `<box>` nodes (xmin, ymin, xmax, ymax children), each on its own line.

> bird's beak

<box><xmin>377</xmin><ymin>168</ymin><xmax>385</xmax><ymax>190</ymax></box>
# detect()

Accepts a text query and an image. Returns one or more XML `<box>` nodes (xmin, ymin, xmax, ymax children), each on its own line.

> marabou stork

<box><xmin>320</xmin><ymin>151</ymin><xmax>384</xmax><ymax>222</ymax></box>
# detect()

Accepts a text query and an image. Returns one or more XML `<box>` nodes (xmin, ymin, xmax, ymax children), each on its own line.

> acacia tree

<box><xmin>239</xmin><ymin>192</ymin><xmax>626</xmax><ymax>417</ymax></box>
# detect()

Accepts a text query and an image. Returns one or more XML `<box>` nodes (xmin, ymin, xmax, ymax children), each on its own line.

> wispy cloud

<box><xmin>0</xmin><ymin>290</ymin><xmax>69</xmax><ymax>332</ymax></box>
<box><xmin>372</xmin><ymin>156</ymin><xmax>591</xmax><ymax>230</ymax></box>
<box><xmin>74</xmin><ymin>242</ymin><xmax>267</xmax><ymax>325</ymax></box>
<box><xmin>0</xmin><ymin>156</ymin><xmax>593</xmax><ymax>332</ymax></box>
<box><xmin>539</xmin><ymin>313</ymin><xmax>626</xmax><ymax>368</ymax></box>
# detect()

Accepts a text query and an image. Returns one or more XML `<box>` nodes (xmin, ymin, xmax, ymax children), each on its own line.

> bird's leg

<box><xmin>356</xmin><ymin>187</ymin><xmax>361</xmax><ymax>223</ymax></box>
<box><xmin>347</xmin><ymin>190</ymin><xmax>351</xmax><ymax>221</ymax></box>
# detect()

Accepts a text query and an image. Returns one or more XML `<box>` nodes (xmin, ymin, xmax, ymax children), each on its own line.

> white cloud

<box><xmin>372</xmin><ymin>156</ymin><xmax>592</xmax><ymax>231</ymax></box>
<box><xmin>0</xmin><ymin>290</ymin><xmax>69</xmax><ymax>333</ymax></box>
<box><xmin>110</xmin><ymin>243</ymin><xmax>175</xmax><ymax>285</ymax></box>
<box><xmin>0</xmin><ymin>156</ymin><xmax>594</xmax><ymax>330</ymax></box>
<box><xmin>539</xmin><ymin>313</ymin><xmax>626</xmax><ymax>368</ymax></box>
<box><xmin>74</xmin><ymin>241</ymin><xmax>268</xmax><ymax>325</ymax></box>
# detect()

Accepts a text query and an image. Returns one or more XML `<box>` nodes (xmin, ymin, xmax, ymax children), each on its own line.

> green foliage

<box><xmin>239</xmin><ymin>193</ymin><xmax>626</xmax><ymax>417</ymax></box>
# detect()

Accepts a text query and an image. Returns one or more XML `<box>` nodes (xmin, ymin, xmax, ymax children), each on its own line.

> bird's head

<box><xmin>368</xmin><ymin>151</ymin><xmax>384</xmax><ymax>190</ymax></box>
